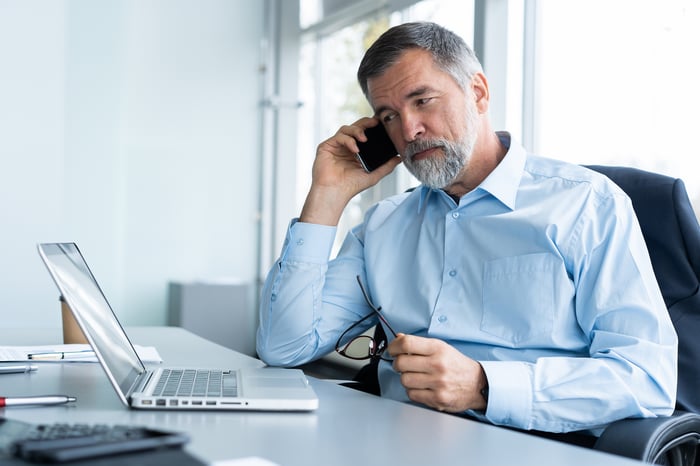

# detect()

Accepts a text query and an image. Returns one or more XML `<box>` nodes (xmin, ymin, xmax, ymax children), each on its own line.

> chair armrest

<box><xmin>594</xmin><ymin>411</ymin><xmax>700</xmax><ymax>465</ymax></box>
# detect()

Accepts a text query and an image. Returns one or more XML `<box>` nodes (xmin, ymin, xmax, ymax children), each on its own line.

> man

<box><xmin>256</xmin><ymin>22</ymin><xmax>677</xmax><ymax>434</ymax></box>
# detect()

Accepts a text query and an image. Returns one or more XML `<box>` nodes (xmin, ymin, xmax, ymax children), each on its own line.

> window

<box><xmin>294</xmin><ymin>0</ymin><xmax>700</xmax><ymax>258</ymax></box>
<box><xmin>297</xmin><ymin>14</ymin><xmax>390</xmax><ymax>256</ymax></box>
<box><xmin>531</xmin><ymin>0</ymin><xmax>700</xmax><ymax>213</ymax></box>
<box><xmin>297</xmin><ymin>0</ymin><xmax>475</xmax><ymax>254</ymax></box>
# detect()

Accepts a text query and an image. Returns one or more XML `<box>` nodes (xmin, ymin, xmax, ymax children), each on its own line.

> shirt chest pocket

<box><xmin>481</xmin><ymin>253</ymin><xmax>567</xmax><ymax>346</ymax></box>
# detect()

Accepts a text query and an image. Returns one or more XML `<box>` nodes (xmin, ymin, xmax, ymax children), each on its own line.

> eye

<box><xmin>416</xmin><ymin>97</ymin><xmax>433</xmax><ymax>107</ymax></box>
<box><xmin>381</xmin><ymin>112</ymin><xmax>397</xmax><ymax>123</ymax></box>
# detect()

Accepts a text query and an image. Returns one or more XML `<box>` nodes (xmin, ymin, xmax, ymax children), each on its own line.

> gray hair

<box><xmin>357</xmin><ymin>22</ymin><xmax>483</xmax><ymax>99</ymax></box>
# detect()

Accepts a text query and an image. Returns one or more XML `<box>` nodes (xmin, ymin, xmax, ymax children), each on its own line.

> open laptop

<box><xmin>37</xmin><ymin>242</ymin><xmax>318</xmax><ymax>412</ymax></box>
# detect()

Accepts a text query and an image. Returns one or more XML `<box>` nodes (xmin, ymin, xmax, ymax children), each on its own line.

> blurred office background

<box><xmin>1</xmin><ymin>0</ymin><xmax>698</xmax><ymax>354</ymax></box>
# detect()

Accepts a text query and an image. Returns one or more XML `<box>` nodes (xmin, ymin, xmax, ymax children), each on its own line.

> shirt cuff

<box><xmin>479</xmin><ymin>360</ymin><xmax>533</xmax><ymax>430</ymax></box>
<box><xmin>281</xmin><ymin>218</ymin><xmax>337</xmax><ymax>264</ymax></box>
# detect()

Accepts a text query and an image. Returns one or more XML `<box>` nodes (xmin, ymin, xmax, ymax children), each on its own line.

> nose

<box><xmin>400</xmin><ymin>112</ymin><xmax>424</xmax><ymax>143</ymax></box>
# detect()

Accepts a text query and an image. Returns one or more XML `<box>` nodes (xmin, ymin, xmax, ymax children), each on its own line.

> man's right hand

<box><xmin>299</xmin><ymin>117</ymin><xmax>402</xmax><ymax>226</ymax></box>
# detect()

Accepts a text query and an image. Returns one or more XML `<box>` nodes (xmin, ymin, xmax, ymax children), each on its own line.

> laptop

<box><xmin>37</xmin><ymin>242</ymin><xmax>318</xmax><ymax>412</ymax></box>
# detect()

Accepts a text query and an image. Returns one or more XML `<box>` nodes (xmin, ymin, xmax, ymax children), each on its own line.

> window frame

<box><xmin>262</xmin><ymin>0</ymin><xmax>514</xmax><ymax>280</ymax></box>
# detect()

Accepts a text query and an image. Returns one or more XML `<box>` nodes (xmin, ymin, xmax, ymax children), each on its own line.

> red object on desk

<box><xmin>0</xmin><ymin>395</ymin><xmax>76</xmax><ymax>407</ymax></box>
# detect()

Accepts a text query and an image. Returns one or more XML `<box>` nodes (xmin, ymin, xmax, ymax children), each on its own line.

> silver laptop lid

<box><xmin>37</xmin><ymin>243</ymin><xmax>144</xmax><ymax>405</ymax></box>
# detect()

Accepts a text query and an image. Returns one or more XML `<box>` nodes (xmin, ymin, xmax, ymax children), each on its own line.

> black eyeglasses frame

<box><xmin>334</xmin><ymin>276</ymin><xmax>398</xmax><ymax>361</ymax></box>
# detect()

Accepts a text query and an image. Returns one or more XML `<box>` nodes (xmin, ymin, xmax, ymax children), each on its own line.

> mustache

<box><xmin>404</xmin><ymin>139</ymin><xmax>447</xmax><ymax>161</ymax></box>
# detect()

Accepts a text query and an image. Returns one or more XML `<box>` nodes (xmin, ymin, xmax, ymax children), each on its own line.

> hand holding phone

<box><xmin>355</xmin><ymin>124</ymin><xmax>398</xmax><ymax>172</ymax></box>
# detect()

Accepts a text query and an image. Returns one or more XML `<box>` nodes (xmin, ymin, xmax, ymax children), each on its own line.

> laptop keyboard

<box><xmin>152</xmin><ymin>369</ymin><xmax>238</xmax><ymax>397</ymax></box>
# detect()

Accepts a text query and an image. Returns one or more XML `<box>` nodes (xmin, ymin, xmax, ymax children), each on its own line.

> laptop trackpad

<box><xmin>248</xmin><ymin>377</ymin><xmax>308</xmax><ymax>389</ymax></box>
<box><xmin>242</xmin><ymin>368</ymin><xmax>310</xmax><ymax>390</ymax></box>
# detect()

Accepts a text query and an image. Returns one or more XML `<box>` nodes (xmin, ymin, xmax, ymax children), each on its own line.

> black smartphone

<box><xmin>355</xmin><ymin>124</ymin><xmax>398</xmax><ymax>172</ymax></box>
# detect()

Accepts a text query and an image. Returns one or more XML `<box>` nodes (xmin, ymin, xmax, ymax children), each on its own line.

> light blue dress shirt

<box><xmin>257</xmin><ymin>133</ymin><xmax>677</xmax><ymax>434</ymax></box>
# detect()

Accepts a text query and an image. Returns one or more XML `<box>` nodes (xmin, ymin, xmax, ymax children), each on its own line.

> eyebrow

<box><xmin>373</xmin><ymin>86</ymin><xmax>434</xmax><ymax>117</ymax></box>
<box><xmin>406</xmin><ymin>86</ymin><xmax>432</xmax><ymax>99</ymax></box>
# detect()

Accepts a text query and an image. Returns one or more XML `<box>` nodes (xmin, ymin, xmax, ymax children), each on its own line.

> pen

<box><xmin>0</xmin><ymin>364</ymin><xmax>38</xmax><ymax>374</ymax></box>
<box><xmin>27</xmin><ymin>350</ymin><xmax>95</xmax><ymax>360</ymax></box>
<box><xmin>0</xmin><ymin>395</ymin><xmax>77</xmax><ymax>407</ymax></box>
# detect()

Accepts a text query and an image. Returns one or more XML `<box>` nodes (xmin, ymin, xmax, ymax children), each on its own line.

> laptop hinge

<box><xmin>131</xmin><ymin>369</ymin><xmax>155</xmax><ymax>395</ymax></box>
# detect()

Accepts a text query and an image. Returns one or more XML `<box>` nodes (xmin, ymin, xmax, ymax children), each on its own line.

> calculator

<box><xmin>0</xmin><ymin>418</ymin><xmax>189</xmax><ymax>463</ymax></box>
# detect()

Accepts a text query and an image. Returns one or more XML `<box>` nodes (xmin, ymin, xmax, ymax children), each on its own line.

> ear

<box><xmin>471</xmin><ymin>72</ymin><xmax>490</xmax><ymax>113</ymax></box>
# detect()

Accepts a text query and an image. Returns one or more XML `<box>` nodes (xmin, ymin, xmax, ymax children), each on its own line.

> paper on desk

<box><xmin>0</xmin><ymin>344</ymin><xmax>162</xmax><ymax>363</ymax></box>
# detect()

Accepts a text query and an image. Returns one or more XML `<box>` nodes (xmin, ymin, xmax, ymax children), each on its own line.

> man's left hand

<box><xmin>388</xmin><ymin>333</ymin><xmax>488</xmax><ymax>413</ymax></box>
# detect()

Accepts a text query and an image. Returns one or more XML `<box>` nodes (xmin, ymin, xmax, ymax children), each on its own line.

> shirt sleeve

<box><xmin>480</xmin><ymin>192</ymin><xmax>678</xmax><ymax>433</ymax></box>
<box><xmin>256</xmin><ymin>219</ymin><xmax>376</xmax><ymax>367</ymax></box>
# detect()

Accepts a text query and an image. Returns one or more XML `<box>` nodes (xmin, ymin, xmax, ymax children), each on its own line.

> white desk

<box><xmin>0</xmin><ymin>327</ymin><xmax>643</xmax><ymax>465</ymax></box>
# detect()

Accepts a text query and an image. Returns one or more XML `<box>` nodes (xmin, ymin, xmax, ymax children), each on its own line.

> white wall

<box><xmin>0</xmin><ymin>0</ymin><xmax>265</xmax><ymax>328</ymax></box>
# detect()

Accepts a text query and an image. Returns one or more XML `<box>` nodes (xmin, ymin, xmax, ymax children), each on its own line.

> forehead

<box><xmin>366</xmin><ymin>49</ymin><xmax>460</xmax><ymax>109</ymax></box>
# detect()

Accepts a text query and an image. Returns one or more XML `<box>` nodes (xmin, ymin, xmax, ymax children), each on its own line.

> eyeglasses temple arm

<box><xmin>374</xmin><ymin>308</ymin><xmax>398</xmax><ymax>338</ymax></box>
<box><xmin>355</xmin><ymin>275</ymin><xmax>398</xmax><ymax>338</ymax></box>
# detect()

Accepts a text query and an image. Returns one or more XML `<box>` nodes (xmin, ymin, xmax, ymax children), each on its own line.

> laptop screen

<box><xmin>38</xmin><ymin>243</ymin><xmax>144</xmax><ymax>402</ymax></box>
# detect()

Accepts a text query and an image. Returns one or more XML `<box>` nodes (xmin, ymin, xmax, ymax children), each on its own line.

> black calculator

<box><xmin>1</xmin><ymin>418</ymin><xmax>189</xmax><ymax>463</ymax></box>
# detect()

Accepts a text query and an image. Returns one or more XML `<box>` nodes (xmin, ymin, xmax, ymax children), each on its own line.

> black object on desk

<box><xmin>2</xmin><ymin>449</ymin><xmax>207</xmax><ymax>466</ymax></box>
<box><xmin>0</xmin><ymin>417</ymin><xmax>201</xmax><ymax>465</ymax></box>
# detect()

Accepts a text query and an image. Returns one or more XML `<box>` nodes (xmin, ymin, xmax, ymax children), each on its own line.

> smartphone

<box><xmin>355</xmin><ymin>124</ymin><xmax>398</xmax><ymax>172</ymax></box>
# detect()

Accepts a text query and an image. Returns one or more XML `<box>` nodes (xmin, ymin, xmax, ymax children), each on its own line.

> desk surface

<box><xmin>0</xmin><ymin>327</ymin><xmax>642</xmax><ymax>466</ymax></box>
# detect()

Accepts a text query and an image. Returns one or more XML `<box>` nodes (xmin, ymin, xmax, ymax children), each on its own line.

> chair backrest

<box><xmin>586</xmin><ymin>165</ymin><xmax>700</xmax><ymax>413</ymax></box>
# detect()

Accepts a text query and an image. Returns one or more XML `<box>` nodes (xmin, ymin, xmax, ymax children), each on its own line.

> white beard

<box><xmin>402</xmin><ymin>102</ymin><xmax>479</xmax><ymax>189</ymax></box>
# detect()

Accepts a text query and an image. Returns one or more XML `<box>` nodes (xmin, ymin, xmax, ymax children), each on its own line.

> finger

<box><xmin>406</xmin><ymin>387</ymin><xmax>430</xmax><ymax>403</ymax></box>
<box><xmin>409</xmin><ymin>389</ymin><xmax>463</xmax><ymax>413</ymax></box>
<box><xmin>346</xmin><ymin>117</ymin><xmax>384</xmax><ymax>147</ymax></box>
<box><xmin>332</xmin><ymin>128</ymin><xmax>364</xmax><ymax>153</ymax></box>
<box><xmin>392</xmin><ymin>352</ymin><xmax>438</xmax><ymax>376</ymax></box>
<box><xmin>399</xmin><ymin>370</ymin><xmax>432</xmax><ymax>389</ymax></box>
<box><xmin>389</xmin><ymin>334</ymin><xmax>437</xmax><ymax>357</ymax></box>
<box><xmin>319</xmin><ymin>131</ymin><xmax>362</xmax><ymax>158</ymax></box>
<box><xmin>404</xmin><ymin>388</ymin><xmax>449</xmax><ymax>412</ymax></box>
<box><xmin>351</xmin><ymin>116</ymin><xmax>381</xmax><ymax>132</ymax></box>
<box><xmin>369</xmin><ymin>155</ymin><xmax>402</xmax><ymax>178</ymax></box>
<box><xmin>339</xmin><ymin>117</ymin><xmax>378</xmax><ymax>141</ymax></box>
<box><xmin>331</xmin><ymin>121</ymin><xmax>378</xmax><ymax>154</ymax></box>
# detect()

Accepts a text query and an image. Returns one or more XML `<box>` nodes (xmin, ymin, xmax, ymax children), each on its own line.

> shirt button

<box><xmin>438</xmin><ymin>315</ymin><xmax>448</xmax><ymax>323</ymax></box>
<box><xmin>448</xmin><ymin>269</ymin><xmax>457</xmax><ymax>277</ymax></box>
<box><xmin>296</xmin><ymin>239</ymin><xmax>304</xmax><ymax>246</ymax></box>
<box><xmin>452</xmin><ymin>212</ymin><xmax>460</xmax><ymax>219</ymax></box>
<box><xmin>270</xmin><ymin>293</ymin><xmax>277</xmax><ymax>302</ymax></box>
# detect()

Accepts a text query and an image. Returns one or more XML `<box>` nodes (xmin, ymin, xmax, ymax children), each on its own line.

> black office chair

<box><xmin>583</xmin><ymin>165</ymin><xmax>700</xmax><ymax>465</ymax></box>
<box><xmin>350</xmin><ymin>165</ymin><xmax>700</xmax><ymax>465</ymax></box>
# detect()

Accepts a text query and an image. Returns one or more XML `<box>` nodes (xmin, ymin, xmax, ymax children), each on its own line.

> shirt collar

<box><xmin>417</xmin><ymin>131</ymin><xmax>526</xmax><ymax>211</ymax></box>
<box><xmin>478</xmin><ymin>131</ymin><xmax>525</xmax><ymax>210</ymax></box>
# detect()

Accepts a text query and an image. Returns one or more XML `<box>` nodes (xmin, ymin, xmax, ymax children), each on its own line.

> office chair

<box><xmin>583</xmin><ymin>165</ymin><xmax>700</xmax><ymax>465</ymax></box>
<box><xmin>349</xmin><ymin>165</ymin><xmax>700</xmax><ymax>465</ymax></box>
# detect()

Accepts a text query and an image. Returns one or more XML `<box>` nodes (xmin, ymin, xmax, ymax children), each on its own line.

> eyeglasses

<box><xmin>334</xmin><ymin>275</ymin><xmax>398</xmax><ymax>361</ymax></box>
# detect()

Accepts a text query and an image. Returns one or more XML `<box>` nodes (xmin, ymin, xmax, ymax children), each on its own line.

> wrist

<box><xmin>300</xmin><ymin>186</ymin><xmax>352</xmax><ymax>226</ymax></box>
<box><xmin>477</xmin><ymin>363</ymin><xmax>489</xmax><ymax>411</ymax></box>
<box><xmin>480</xmin><ymin>385</ymin><xmax>489</xmax><ymax>405</ymax></box>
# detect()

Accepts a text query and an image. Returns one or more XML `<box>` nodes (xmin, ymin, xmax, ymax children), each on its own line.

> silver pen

<box><xmin>0</xmin><ymin>395</ymin><xmax>77</xmax><ymax>407</ymax></box>
<box><xmin>27</xmin><ymin>350</ymin><xmax>95</xmax><ymax>360</ymax></box>
<box><xmin>0</xmin><ymin>364</ymin><xmax>38</xmax><ymax>374</ymax></box>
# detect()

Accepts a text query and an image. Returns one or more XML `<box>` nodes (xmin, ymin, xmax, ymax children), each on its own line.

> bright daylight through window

<box><xmin>297</xmin><ymin>0</ymin><xmax>700</xmax><ymax>250</ymax></box>
<box><xmin>297</xmin><ymin>0</ymin><xmax>475</xmax><ymax>254</ymax></box>
<box><xmin>534</xmin><ymin>0</ymin><xmax>700</xmax><ymax>213</ymax></box>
